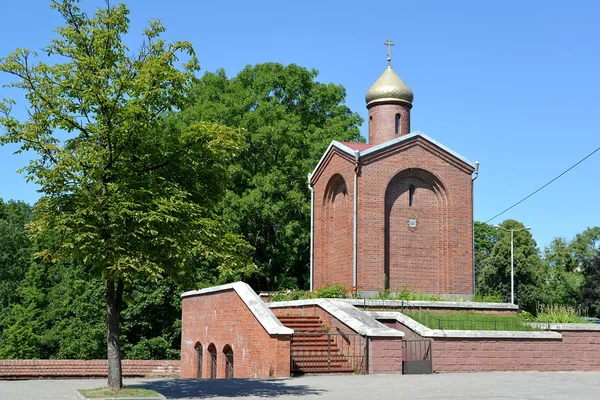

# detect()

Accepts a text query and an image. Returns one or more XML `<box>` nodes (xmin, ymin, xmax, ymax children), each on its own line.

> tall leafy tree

<box><xmin>580</xmin><ymin>253</ymin><xmax>600</xmax><ymax>317</ymax></box>
<box><xmin>542</xmin><ymin>237</ymin><xmax>583</xmax><ymax>307</ymax></box>
<box><xmin>0</xmin><ymin>199</ymin><xmax>32</xmax><ymax>315</ymax></box>
<box><xmin>0</xmin><ymin>0</ymin><xmax>248</xmax><ymax>390</ymax></box>
<box><xmin>571</xmin><ymin>227</ymin><xmax>600</xmax><ymax>268</ymax></box>
<box><xmin>177</xmin><ymin>63</ymin><xmax>363</xmax><ymax>289</ymax></box>
<box><xmin>477</xmin><ymin>219</ymin><xmax>545</xmax><ymax>312</ymax></box>
<box><xmin>473</xmin><ymin>221</ymin><xmax>499</xmax><ymax>286</ymax></box>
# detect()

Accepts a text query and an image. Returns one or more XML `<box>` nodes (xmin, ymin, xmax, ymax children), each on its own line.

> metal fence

<box><xmin>290</xmin><ymin>332</ymin><xmax>367</xmax><ymax>374</ymax></box>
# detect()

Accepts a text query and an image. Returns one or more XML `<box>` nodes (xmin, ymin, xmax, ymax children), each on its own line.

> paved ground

<box><xmin>1</xmin><ymin>372</ymin><xmax>600</xmax><ymax>399</ymax></box>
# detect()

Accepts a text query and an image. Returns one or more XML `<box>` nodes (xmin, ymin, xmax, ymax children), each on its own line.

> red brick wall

<box><xmin>181</xmin><ymin>290</ymin><xmax>290</xmax><ymax>379</ymax></box>
<box><xmin>312</xmin><ymin>136</ymin><xmax>474</xmax><ymax>295</ymax></box>
<box><xmin>432</xmin><ymin>330</ymin><xmax>600</xmax><ymax>372</ymax></box>
<box><xmin>0</xmin><ymin>360</ymin><xmax>179</xmax><ymax>379</ymax></box>
<box><xmin>313</xmin><ymin>151</ymin><xmax>356</xmax><ymax>290</ymax></box>
<box><xmin>368</xmin><ymin>337</ymin><xmax>403</xmax><ymax>374</ymax></box>
<box><xmin>367</xmin><ymin>102</ymin><xmax>411</xmax><ymax>145</ymax></box>
<box><xmin>358</xmin><ymin>138</ymin><xmax>474</xmax><ymax>295</ymax></box>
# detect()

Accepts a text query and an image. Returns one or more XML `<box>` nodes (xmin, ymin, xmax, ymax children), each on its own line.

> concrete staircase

<box><xmin>278</xmin><ymin>315</ymin><xmax>355</xmax><ymax>374</ymax></box>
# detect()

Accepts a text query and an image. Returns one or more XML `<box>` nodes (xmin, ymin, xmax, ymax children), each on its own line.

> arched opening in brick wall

<box><xmin>322</xmin><ymin>173</ymin><xmax>352</xmax><ymax>287</ymax></box>
<box><xmin>208</xmin><ymin>343</ymin><xmax>217</xmax><ymax>379</ymax></box>
<box><xmin>384</xmin><ymin>168</ymin><xmax>448</xmax><ymax>293</ymax></box>
<box><xmin>194</xmin><ymin>342</ymin><xmax>203</xmax><ymax>378</ymax></box>
<box><xmin>223</xmin><ymin>345</ymin><xmax>234</xmax><ymax>378</ymax></box>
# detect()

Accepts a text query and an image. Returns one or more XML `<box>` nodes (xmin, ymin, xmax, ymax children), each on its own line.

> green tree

<box><xmin>0</xmin><ymin>0</ymin><xmax>249</xmax><ymax>389</ymax></box>
<box><xmin>177</xmin><ymin>63</ymin><xmax>363</xmax><ymax>289</ymax></box>
<box><xmin>580</xmin><ymin>253</ymin><xmax>600</xmax><ymax>317</ymax></box>
<box><xmin>474</xmin><ymin>221</ymin><xmax>499</xmax><ymax>286</ymax></box>
<box><xmin>0</xmin><ymin>199</ymin><xmax>32</xmax><ymax>319</ymax></box>
<box><xmin>477</xmin><ymin>219</ymin><xmax>545</xmax><ymax>312</ymax></box>
<box><xmin>571</xmin><ymin>227</ymin><xmax>600</xmax><ymax>268</ymax></box>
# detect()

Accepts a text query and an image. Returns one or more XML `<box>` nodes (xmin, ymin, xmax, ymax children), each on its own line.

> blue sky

<box><xmin>1</xmin><ymin>0</ymin><xmax>599</xmax><ymax>252</ymax></box>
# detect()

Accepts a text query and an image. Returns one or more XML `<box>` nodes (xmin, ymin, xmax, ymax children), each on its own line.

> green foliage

<box><xmin>580</xmin><ymin>253</ymin><xmax>600</xmax><ymax>317</ymax></box>
<box><xmin>269</xmin><ymin>284</ymin><xmax>349</xmax><ymax>301</ymax></box>
<box><xmin>176</xmin><ymin>63</ymin><xmax>363</xmax><ymax>289</ymax></box>
<box><xmin>0</xmin><ymin>0</ymin><xmax>249</xmax><ymax>388</ymax></box>
<box><xmin>0</xmin><ymin>199</ymin><xmax>33</xmax><ymax>333</ymax></box>
<box><xmin>315</xmin><ymin>284</ymin><xmax>348</xmax><ymax>298</ymax></box>
<box><xmin>476</xmin><ymin>219</ymin><xmax>545</xmax><ymax>313</ymax></box>
<box><xmin>474</xmin><ymin>221</ymin><xmax>499</xmax><ymax>280</ymax></box>
<box><xmin>535</xmin><ymin>305</ymin><xmax>589</xmax><ymax>323</ymax></box>
<box><xmin>541</xmin><ymin>237</ymin><xmax>585</xmax><ymax>307</ymax></box>
<box><xmin>471</xmin><ymin>293</ymin><xmax>503</xmax><ymax>303</ymax></box>
<box><xmin>517</xmin><ymin>311</ymin><xmax>535</xmax><ymax>322</ymax></box>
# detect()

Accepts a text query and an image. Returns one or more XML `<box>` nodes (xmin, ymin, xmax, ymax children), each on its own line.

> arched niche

<box><xmin>321</xmin><ymin>174</ymin><xmax>352</xmax><ymax>287</ymax></box>
<box><xmin>223</xmin><ymin>344</ymin><xmax>234</xmax><ymax>379</ymax></box>
<box><xmin>384</xmin><ymin>168</ymin><xmax>448</xmax><ymax>292</ymax></box>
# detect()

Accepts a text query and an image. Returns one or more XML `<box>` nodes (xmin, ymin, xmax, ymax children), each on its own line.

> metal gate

<box><xmin>403</xmin><ymin>339</ymin><xmax>432</xmax><ymax>374</ymax></box>
<box><xmin>290</xmin><ymin>333</ymin><xmax>367</xmax><ymax>374</ymax></box>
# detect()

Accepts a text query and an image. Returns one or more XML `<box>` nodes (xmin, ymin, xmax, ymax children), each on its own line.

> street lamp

<box><xmin>493</xmin><ymin>225</ymin><xmax>531</xmax><ymax>304</ymax></box>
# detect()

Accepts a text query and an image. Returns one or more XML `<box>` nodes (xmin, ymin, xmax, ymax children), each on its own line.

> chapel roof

<box><xmin>338</xmin><ymin>142</ymin><xmax>372</xmax><ymax>151</ymax></box>
<box><xmin>309</xmin><ymin>131</ymin><xmax>476</xmax><ymax>184</ymax></box>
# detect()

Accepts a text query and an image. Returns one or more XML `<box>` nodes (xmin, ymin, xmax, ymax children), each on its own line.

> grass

<box><xmin>404</xmin><ymin>311</ymin><xmax>541</xmax><ymax>331</ymax></box>
<box><xmin>78</xmin><ymin>387</ymin><xmax>162</xmax><ymax>399</ymax></box>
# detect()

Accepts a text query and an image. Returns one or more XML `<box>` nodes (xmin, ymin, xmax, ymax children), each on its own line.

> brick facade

<box><xmin>181</xmin><ymin>289</ymin><xmax>290</xmax><ymax>379</ymax></box>
<box><xmin>312</xmin><ymin>135</ymin><xmax>474</xmax><ymax>295</ymax></box>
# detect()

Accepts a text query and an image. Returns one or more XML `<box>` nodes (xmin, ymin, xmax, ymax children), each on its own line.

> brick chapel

<box><xmin>309</xmin><ymin>41</ymin><xmax>478</xmax><ymax>296</ymax></box>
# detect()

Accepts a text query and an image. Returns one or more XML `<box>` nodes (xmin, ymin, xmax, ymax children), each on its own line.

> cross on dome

<box><xmin>383</xmin><ymin>38</ymin><xmax>394</xmax><ymax>66</ymax></box>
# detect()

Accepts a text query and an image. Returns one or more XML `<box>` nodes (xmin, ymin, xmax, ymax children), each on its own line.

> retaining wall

<box><xmin>0</xmin><ymin>359</ymin><xmax>179</xmax><ymax>380</ymax></box>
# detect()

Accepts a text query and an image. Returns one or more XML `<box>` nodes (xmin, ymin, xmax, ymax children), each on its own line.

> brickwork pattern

<box><xmin>367</xmin><ymin>102</ymin><xmax>412</xmax><ymax>145</ymax></box>
<box><xmin>368</xmin><ymin>337</ymin><xmax>403</xmax><ymax>374</ymax></box>
<box><xmin>181</xmin><ymin>290</ymin><xmax>290</xmax><ymax>379</ymax></box>
<box><xmin>0</xmin><ymin>360</ymin><xmax>179</xmax><ymax>379</ymax></box>
<box><xmin>313</xmin><ymin>151</ymin><xmax>356</xmax><ymax>290</ymax></box>
<box><xmin>433</xmin><ymin>330</ymin><xmax>600</xmax><ymax>372</ymax></box>
<box><xmin>313</xmin><ymin>136</ymin><xmax>474</xmax><ymax>295</ymax></box>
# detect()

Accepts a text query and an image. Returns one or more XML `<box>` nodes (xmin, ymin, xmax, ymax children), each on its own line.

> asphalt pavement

<box><xmin>1</xmin><ymin>372</ymin><xmax>599</xmax><ymax>399</ymax></box>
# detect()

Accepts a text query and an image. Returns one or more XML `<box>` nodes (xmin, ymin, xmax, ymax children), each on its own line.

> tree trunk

<box><xmin>105</xmin><ymin>277</ymin><xmax>124</xmax><ymax>391</ymax></box>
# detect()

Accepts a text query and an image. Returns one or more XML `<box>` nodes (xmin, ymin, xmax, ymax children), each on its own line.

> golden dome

<box><xmin>365</xmin><ymin>66</ymin><xmax>414</xmax><ymax>106</ymax></box>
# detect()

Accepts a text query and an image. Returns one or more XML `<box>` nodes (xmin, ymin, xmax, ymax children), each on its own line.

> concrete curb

<box><xmin>343</xmin><ymin>298</ymin><xmax>518</xmax><ymax>311</ymax></box>
<box><xmin>76</xmin><ymin>391</ymin><xmax>165</xmax><ymax>400</ymax></box>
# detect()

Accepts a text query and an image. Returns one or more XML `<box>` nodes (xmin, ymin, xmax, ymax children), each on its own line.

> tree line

<box><xmin>1</xmin><ymin>207</ymin><xmax>599</xmax><ymax>361</ymax></box>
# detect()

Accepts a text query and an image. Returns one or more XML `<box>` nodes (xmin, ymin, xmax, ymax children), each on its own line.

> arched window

<box><xmin>223</xmin><ymin>345</ymin><xmax>234</xmax><ymax>379</ymax></box>
<box><xmin>194</xmin><ymin>342</ymin><xmax>203</xmax><ymax>378</ymax></box>
<box><xmin>208</xmin><ymin>344</ymin><xmax>217</xmax><ymax>379</ymax></box>
<box><xmin>395</xmin><ymin>113</ymin><xmax>401</xmax><ymax>134</ymax></box>
<box><xmin>409</xmin><ymin>185</ymin><xmax>415</xmax><ymax>207</ymax></box>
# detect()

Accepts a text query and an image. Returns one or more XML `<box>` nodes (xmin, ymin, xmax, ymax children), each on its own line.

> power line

<box><xmin>485</xmin><ymin>146</ymin><xmax>600</xmax><ymax>223</ymax></box>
